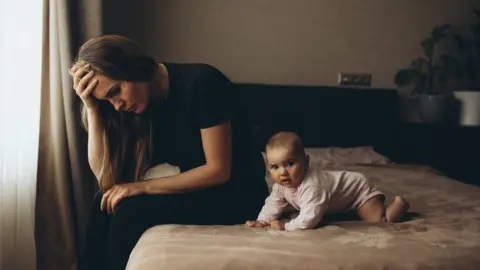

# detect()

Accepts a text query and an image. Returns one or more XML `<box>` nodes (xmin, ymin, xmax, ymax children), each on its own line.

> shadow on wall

<box><xmin>101</xmin><ymin>0</ymin><xmax>480</xmax><ymax>88</ymax></box>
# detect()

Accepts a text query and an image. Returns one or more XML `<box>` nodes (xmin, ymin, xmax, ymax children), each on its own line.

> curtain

<box><xmin>0</xmin><ymin>0</ymin><xmax>44</xmax><ymax>269</ymax></box>
<box><xmin>0</xmin><ymin>0</ymin><xmax>101</xmax><ymax>269</ymax></box>
<box><xmin>35</xmin><ymin>1</ymin><xmax>102</xmax><ymax>270</ymax></box>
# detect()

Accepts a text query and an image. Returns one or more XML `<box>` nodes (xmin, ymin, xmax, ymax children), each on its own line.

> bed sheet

<box><xmin>128</xmin><ymin>149</ymin><xmax>480</xmax><ymax>270</ymax></box>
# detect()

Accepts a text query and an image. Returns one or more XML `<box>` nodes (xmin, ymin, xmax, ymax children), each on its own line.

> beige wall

<box><xmin>103</xmin><ymin>0</ymin><xmax>478</xmax><ymax>88</ymax></box>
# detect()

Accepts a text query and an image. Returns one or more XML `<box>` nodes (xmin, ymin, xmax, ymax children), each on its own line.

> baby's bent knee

<box><xmin>364</xmin><ymin>214</ymin><xmax>385</xmax><ymax>223</ymax></box>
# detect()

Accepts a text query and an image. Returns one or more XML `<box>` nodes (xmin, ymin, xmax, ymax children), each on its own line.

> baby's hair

<box><xmin>266</xmin><ymin>131</ymin><xmax>305</xmax><ymax>158</ymax></box>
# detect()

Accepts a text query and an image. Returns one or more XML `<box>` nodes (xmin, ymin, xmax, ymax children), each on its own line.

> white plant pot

<box><xmin>454</xmin><ymin>91</ymin><xmax>480</xmax><ymax>126</ymax></box>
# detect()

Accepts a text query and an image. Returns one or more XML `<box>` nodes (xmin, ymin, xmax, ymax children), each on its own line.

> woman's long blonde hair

<box><xmin>75</xmin><ymin>35</ymin><xmax>158</xmax><ymax>191</ymax></box>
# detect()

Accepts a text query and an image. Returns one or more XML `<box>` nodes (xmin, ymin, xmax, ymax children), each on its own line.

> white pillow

<box><xmin>142</xmin><ymin>163</ymin><xmax>180</xmax><ymax>180</ymax></box>
<box><xmin>305</xmin><ymin>146</ymin><xmax>390</xmax><ymax>166</ymax></box>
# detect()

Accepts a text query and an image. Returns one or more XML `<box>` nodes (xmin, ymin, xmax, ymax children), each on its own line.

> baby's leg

<box><xmin>385</xmin><ymin>196</ymin><xmax>410</xmax><ymax>222</ymax></box>
<box><xmin>357</xmin><ymin>195</ymin><xmax>386</xmax><ymax>223</ymax></box>
<box><xmin>357</xmin><ymin>195</ymin><xmax>410</xmax><ymax>223</ymax></box>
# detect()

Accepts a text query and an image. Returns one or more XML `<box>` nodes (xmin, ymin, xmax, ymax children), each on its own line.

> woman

<box><xmin>71</xmin><ymin>35</ymin><xmax>269</xmax><ymax>270</ymax></box>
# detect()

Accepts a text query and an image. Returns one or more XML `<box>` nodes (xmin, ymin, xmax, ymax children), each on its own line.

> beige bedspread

<box><xmin>128</xmin><ymin>155</ymin><xmax>480</xmax><ymax>269</ymax></box>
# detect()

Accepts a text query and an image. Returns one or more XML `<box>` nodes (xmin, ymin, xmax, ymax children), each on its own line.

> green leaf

<box><xmin>410</xmin><ymin>57</ymin><xmax>428</xmax><ymax>71</ymax></box>
<box><xmin>436</xmin><ymin>66</ymin><xmax>449</xmax><ymax>84</ymax></box>
<box><xmin>471</xmin><ymin>24</ymin><xmax>480</xmax><ymax>39</ymax></box>
<box><xmin>415</xmin><ymin>74</ymin><xmax>428</xmax><ymax>94</ymax></box>
<box><xmin>421</xmin><ymin>38</ymin><xmax>435</xmax><ymax>60</ymax></box>
<box><xmin>473</xmin><ymin>7</ymin><xmax>480</xmax><ymax>19</ymax></box>
<box><xmin>438</xmin><ymin>54</ymin><xmax>461</xmax><ymax>72</ymax></box>
<box><xmin>431</xmin><ymin>24</ymin><xmax>451</xmax><ymax>42</ymax></box>
<box><xmin>452</xmin><ymin>34</ymin><xmax>465</xmax><ymax>51</ymax></box>
<box><xmin>394</xmin><ymin>68</ymin><xmax>421</xmax><ymax>86</ymax></box>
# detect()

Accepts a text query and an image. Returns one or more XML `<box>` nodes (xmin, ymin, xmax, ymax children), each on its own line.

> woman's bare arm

<box><xmin>142</xmin><ymin>121</ymin><xmax>232</xmax><ymax>194</ymax></box>
<box><xmin>70</xmin><ymin>63</ymin><xmax>104</xmax><ymax>179</ymax></box>
<box><xmin>102</xmin><ymin>121</ymin><xmax>233</xmax><ymax>213</ymax></box>
<box><xmin>86</xmin><ymin>108</ymin><xmax>105</xmax><ymax>179</ymax></box>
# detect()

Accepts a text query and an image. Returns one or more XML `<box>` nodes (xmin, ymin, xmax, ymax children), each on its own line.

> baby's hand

<box><xmin>270</xmin><ymin>220</ymin><xmax>286</xmax><ymax>230</ymax></box>
<box><xmin>245</xmin><ymin>220</ymin><xmax>269</xmax><ymax>228</ymax></box>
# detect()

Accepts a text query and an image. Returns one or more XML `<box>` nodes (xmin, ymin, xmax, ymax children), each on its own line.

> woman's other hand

<box><xmin>70</xmin><ymin>63</ymin><xmax>99</xmax><ymax>110</ymax></box>
<box><xmin>100</xmin><ymin>182</ymin><xmax>147</xmax><ymax>214</ymax></box>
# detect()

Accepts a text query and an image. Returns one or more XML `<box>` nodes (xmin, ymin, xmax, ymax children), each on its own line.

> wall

<box><xmin>103</xmin><ymin>0</ymin><xmax>478</xmax><ymax>88</ymax></box>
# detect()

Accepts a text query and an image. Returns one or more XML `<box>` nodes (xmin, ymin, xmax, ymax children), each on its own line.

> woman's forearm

<box><xmin>86</xmin><ymin>108</ymin><xmax>105</xmax><ymax>178</ymax></box>
<box><xmin>142</xmin><ymin>164</ymin><xmax>231</xmax><ymax>194</ymax></box>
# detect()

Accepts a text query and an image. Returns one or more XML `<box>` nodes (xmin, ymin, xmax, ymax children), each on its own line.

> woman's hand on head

<box><xmin>100</xmin><ymin>182</ymin><xmax>147</xmax><ymax>214</ymax></box>
<box><xmin>70</xmin><ymin>62</ymin><xmax>99</xmax><ymax>110</ymax></box>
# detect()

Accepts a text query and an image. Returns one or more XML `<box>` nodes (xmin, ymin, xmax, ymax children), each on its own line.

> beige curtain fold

<box><xmin>35</xmin><ymin>1</ymin><xmax>101</xmax><ymax>270</ymax></box>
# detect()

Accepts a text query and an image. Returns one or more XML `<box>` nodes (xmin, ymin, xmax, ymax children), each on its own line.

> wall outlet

<box><xmin>337</xmin><ymin>73</ymin><xmax>372</xmax><ymax>86</ymax></box>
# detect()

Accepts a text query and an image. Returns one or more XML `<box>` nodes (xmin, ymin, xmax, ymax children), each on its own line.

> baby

<box><xmin>245</xmin><ymin>131</ymin><xmax>410</xmax><ymax>231</ymax></box>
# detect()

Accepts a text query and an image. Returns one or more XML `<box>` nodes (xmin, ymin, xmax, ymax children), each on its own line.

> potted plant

<box><xmin>452</xmin><ymin>7</ymin><xmax>480</xmax><ymax>126</ymax></box>
<box><xmin>394</xmin><ymin>24</ymin><xmax>461</xmax><ymax>124</ymax></box>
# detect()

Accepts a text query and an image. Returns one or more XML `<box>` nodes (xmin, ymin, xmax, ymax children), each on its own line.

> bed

<box><xmin>126</xmin><ymin>84</ymin><xmax>480</xmax><ymax>270</ymax></box>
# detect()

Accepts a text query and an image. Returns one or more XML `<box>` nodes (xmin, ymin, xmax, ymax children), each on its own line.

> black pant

<box><xmin>79</xmin><ymin>183</ymin><xmax>267</xmax><ymax>270</ymax></box>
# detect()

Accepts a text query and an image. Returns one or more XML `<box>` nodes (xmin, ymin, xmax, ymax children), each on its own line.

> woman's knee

<box><xmin>92</xmin><ymin>190</ymin><xmax>104</xmax><ymax>206</ymax></box>
<box><xmin>88</xmin><ymin>191</ymin><xmax>148</xmax><ymax>223</ymax></box>
<box><xmin>92</xmin><ymin>191</ymin><xmax>148</xmax><ymax>216</ymax></box>
<box><xmin>111</xmin><ymin>194</ymin><xmax>152</xmax><ymax>221</ymax></box>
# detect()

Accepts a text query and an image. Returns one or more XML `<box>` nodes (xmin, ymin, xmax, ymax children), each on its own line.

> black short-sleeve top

<box><xmin>150</xmin><ymin>63</ymin><xmax>265</xmax><ymax>190</ymax></box>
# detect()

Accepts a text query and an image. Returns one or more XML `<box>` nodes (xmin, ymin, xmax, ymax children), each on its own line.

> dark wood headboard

<box><xmin>234</xmin><ymin>83</ymin><xmax>400</xmax><ymax>159</ymax></box>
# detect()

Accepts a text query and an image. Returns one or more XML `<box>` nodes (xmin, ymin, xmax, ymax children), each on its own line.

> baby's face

<box><xmin>266</xmin><ymin>147</ymin><xmax>308</xmax><ymax>188</ymax></box>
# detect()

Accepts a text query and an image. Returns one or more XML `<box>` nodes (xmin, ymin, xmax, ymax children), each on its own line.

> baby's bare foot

<box><xmin>386</xmin><ymin>196</ymin><xmax>410</xmax><ymax>223</ymax></box>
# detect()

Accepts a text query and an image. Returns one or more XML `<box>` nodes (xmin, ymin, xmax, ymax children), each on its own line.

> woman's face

<box><xmin>91</xmin><ymin>74</ymin><xmax>150</xmax><ymax>114</ymax></box>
